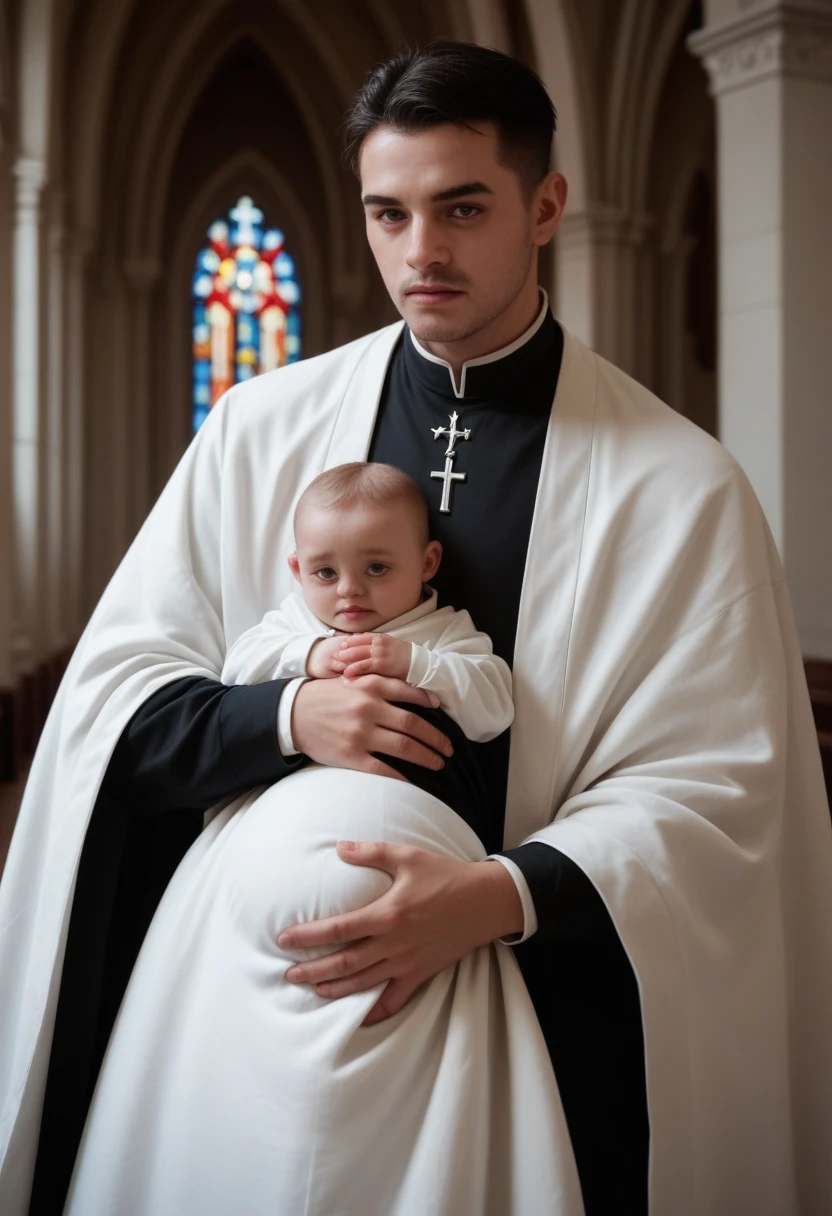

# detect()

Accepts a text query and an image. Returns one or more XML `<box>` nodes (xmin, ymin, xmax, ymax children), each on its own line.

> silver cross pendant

<box><xmin>430</xmin><ymin>411</ymin><xmax>471</xmax><ymax>514</ymax></box>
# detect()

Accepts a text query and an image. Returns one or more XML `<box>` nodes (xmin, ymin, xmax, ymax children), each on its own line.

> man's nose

<box><xmin>406</xmin><ymin>218</ymin><xmax>450</xmax><ymax>271</ymax></box>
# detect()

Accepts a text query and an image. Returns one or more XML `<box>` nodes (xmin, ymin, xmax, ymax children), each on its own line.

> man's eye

<box><xmin>450</xmin><ymin>205</ymin><xmax>481</xmax><ymax>219</ymax></box>
<box><xmin>367</xmin><ymin>563</ymin><xmax>388</xmax><ymax>576</ymax></box>
<box><xmin>378</xmin><ymin>209</ymin><xmax>405</xmax><ymax>224</ymax></box>
<box><xmin>315</xmin><ymin>568</ymin><xmax>337</xmax><ymax>581</ymax></box>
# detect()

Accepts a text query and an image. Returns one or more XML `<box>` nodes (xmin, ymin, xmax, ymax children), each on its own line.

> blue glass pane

<box><xmin>277</xmin><ymin>280</ymin><xmax>300</xmax><ymax>306</ymax></box>
<box><xmin>196</xmin><ymin>248</ymin><xmax>221</xmax><ymax>274</ymax></box>
<box><xmin>193</xmin><ymin>272</ymin><xmax>213</xmax><ymax>298</ymax></box>
<box><xmin>192</xmin><ymin>197</ymin><xmax>303</xmax><ymax>432</ymax></box>
<box><xmin>262</xmin><ymin>229</ymin><xmax>284</xmax><ymax>254</ymax></box>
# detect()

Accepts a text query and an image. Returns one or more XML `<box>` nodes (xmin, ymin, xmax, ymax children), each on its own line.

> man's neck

<box><xmin>414</xmin><ymin>280</ymin><xmax>543</xmax><ymax>379</ymax></box>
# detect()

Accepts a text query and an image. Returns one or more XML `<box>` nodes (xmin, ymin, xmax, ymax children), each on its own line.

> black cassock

<box><xmin>31</xmin><ymin>311</ymin><xmax>649</xmax><ymax>1216</ymax></box>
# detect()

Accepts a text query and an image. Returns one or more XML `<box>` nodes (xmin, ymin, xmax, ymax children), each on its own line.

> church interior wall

<box><xmin>0</xmin><ymin>0</ymin><xmax>829</xmax><ymax>792</ymax></box>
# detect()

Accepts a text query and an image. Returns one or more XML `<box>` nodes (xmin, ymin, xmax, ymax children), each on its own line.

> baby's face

<box><xmin>290</xmin><ymin>500</ymin><xmax>441</xmax><ymax>632</ymax></box>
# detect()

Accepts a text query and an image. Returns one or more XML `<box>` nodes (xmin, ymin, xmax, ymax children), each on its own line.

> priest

<box><xmin>2</xmin><ymin>39</ymin><xmax>832</xmax><ymax>1216</ymax></box>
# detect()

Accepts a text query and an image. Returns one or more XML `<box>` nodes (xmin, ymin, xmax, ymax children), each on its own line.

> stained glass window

<box><xmin>191</xmin><ymin>195</ymin><xmax>302</xmax><ymax>432</ymax></box>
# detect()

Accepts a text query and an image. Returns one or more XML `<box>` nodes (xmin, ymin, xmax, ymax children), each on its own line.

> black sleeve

<box><xmin>101</xmin><ymin>674</ymin><xmax>306</xmax><ymax>815</ymax></box>
<box><xmin>499</xmin><ymin>841</ymin><xmax>618</xmax><ymax>944</ymax></box>
<box><xmin>30</xmin><ymin>675</ymin><xmax>307</xmax><ymax>1216</ymax></box>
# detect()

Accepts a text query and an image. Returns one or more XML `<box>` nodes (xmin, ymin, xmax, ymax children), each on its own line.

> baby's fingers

<box><xmin>338</xmin><ymin>634</ymin><xmax>375</xmax><ymax>651</ymax></box>
<box><xmin>338</xmin><ymin>644</ymin><xmax>373</xmax><ymax>664</ymax></box>
<box><xmin>343</xmin><ymin>658</ymin><xmax>383</xmax><ymax>678</ymax></box>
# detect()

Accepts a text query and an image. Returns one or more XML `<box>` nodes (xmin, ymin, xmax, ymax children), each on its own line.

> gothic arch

<box><xmin>160</xmin><ymin>148</ymin><xmax>328</xmax><ymax>478</ymax></box>
<box><xmin>129</xmin><ymin>22</ymin><xmax>359</xmax><ymax>292</ymax></box>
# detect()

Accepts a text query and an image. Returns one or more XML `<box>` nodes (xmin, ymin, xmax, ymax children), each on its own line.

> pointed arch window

<box><xmin>191</xmin><ymin>195</ymin><xmax>302</xmax><ymax>432</ymax></box>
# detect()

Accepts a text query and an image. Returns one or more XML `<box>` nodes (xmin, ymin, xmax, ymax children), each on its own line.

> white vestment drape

<box><xmin>1</xmin><ymin>322</ymin><xmax>831</xmax><ymax>1213</ymax></box>
<box><xmin>64</xmin><ymin>768</ymin><xmax>580</xmax><ymax>1216</ymax></box>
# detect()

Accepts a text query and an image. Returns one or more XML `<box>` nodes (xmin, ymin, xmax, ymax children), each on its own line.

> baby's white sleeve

<box><xmin>406</xmin><ymin>615</ymin><xmax>514</xmax><ymax>743</ymax></box>
<box><xmin>222</xmin><ymin>608</ymin><xmax>327</xmax><ymax>685</ymax></box>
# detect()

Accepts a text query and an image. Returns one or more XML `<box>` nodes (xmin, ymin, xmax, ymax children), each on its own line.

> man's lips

<box><xmin>405</xmin><ymin>286</ymin><xmax>464</xmax><ymax>302</ymax></box>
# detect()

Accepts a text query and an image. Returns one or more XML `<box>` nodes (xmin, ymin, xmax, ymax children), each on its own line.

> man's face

<box><xmin>360</xmin><ymin>123</ymin><xmax>545</xmax><ymax>346</ymax></box>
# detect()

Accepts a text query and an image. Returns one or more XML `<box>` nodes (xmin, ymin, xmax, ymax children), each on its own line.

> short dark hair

<box><xmin>343</xmin><ymin>41</ymin><xmax>556</xmax><ymax>195</ymax></box>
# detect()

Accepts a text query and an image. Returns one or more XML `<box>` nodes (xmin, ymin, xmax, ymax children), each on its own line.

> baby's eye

<box><xmin>315</xmin><ymin>567</ymin><xmax>337</xmax><ymax>581</ymax></box>
<box><xmin>367</xmin><ymin>563</ymin><xmax>389</xmax><ymax>576</ymax></box>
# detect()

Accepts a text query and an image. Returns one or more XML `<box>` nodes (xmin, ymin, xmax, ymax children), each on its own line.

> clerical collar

<box><xmin>405</xmin><ymin>289</ymin><xmax>554</xmax><ymax>401</ymax></box>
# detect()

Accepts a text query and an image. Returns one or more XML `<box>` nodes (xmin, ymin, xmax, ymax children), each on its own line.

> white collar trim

<box><xmin>408</xmin><ymin>288</ymin><xmax>549</xmax><ymax>399</ymax></box>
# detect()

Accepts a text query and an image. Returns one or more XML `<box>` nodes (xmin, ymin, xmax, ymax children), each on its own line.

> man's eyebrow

<box><xmin>361</xmin><ymin>181</ymin><xmax>494</xmax><ymax>207</ymax></box>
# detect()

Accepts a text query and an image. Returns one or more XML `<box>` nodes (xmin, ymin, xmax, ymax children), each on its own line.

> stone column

<box><xmin>64</xmin><ymin>230</ymin><xmax>93</xmax><ymax>638</ymax></box>
<box><xmin>46</xmin><ymin>191</ymin><xmax>67</xmax><ymax>652</ymax></box>
<box><xmin>123</xmin><ymin>256</ymin><xmax>162</xmax><ymax>536</ymax></box>
<box><xmin>103</xmin><ymin>267</ymin><xmax>132</xmax><ymax>575</ymax></box>
<box><xmin>11</xmin><ymin>155</ymin><xmax>46</xmax><ymax>682</ymax></box>
<box><xmin>0</xmin><ymin>154</ymin><xmax>14</xmax><ymax>694</ymax></box>
<box><xmin>554</xmin><ymin>203</ymin><xmax>652</xmax><ymax>381</ymax></box>
<box><xmin>690</xmin><ymin>0</ymin><xmax>832</xmax><ymax>659</ymax></box>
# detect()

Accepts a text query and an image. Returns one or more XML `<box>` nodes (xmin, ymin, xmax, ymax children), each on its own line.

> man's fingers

<box><xmin>358</xmin><ymin>675</ymin><xmax>441</xmax><ymax>711</ymax></box>
<box><xmin>316</xmin><ymin>960</ymin><xmax>393</xmax><ymax>1000</ymax></box>
<box><xmin>278</xmin><ymin>882</ymin><xmax>399</xmax><ymax>950</ymax></box>
<box><xmin>336</xmin><ymin>839</ymin><xmax>400</xmax><ymax>870</ymax></box>
<box><xmin>363</xmin><ymin>756</ymin><xmax>409</xmax><ymax>782</ymax></box>
<box><xmin>379</xmin><ymin>703</ymin><xmax>453</xmax><ymax>759</ymax></box>
<box><xmin>362</xmin><ymin>978</ymin><xmax>417</xmax><ymax>1026</ymax></box>
<box><xmin>284</xmin><ymin>939</ymin><xmax>386</xmax><ymax>986</ymax></box>
<box><xmin>278</xmin><ymin>915</ymin><xmax>363</xmax><ymax>951</ymax></box>
<box><xmin>370</xmin><ymin>726</ymin><xmax>447</xmax><ymax>771</ymax></box>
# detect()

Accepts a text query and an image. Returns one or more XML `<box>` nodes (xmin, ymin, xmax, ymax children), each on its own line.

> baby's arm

<box><xmin>339</xmin><ymin>616</ymin><xmax>513</xmax><ymax>743</ymax></box>
<box><xmin>222</xmin><ymin>607</ymin><xmax>329</xmax><ymax>685</ymax></box>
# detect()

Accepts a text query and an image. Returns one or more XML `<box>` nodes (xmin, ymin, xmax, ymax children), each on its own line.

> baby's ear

<box><xmin>422</xmin><ymin>540</ymin><xmax>442</xmax><ymax>582</ymax></box>
<box><xmin>287</xmin><ymin>552</ymin><xmax>301</xmax><ymax>582</ymax></box>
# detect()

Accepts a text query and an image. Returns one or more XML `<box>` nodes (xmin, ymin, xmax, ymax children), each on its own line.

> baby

<box><xmin>67</xmin><ymin>464</ymin><xmax>572</xmax><ymax>1216</ymax></box>
<box><xmin>221</xmin><ymin>461</ymin><xmax>513</xmax><ymax>746</ymax></box>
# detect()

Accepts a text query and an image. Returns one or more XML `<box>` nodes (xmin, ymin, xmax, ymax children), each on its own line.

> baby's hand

<box><xmin>337</xmin><ymin>634</ymin><xmax>412</xmax><ymax>682</ymax></box>
<box><xmin>306</xmin><ymin>635</ymin><xmax>350</xmax><ymax>679</ymax></box>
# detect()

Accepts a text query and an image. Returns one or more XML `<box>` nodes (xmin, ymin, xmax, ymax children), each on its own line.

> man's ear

<box><xmin>288</xmin><ymin>552</ymin><xmax>302</xmax><ymax>582</ymax></box>
<box><xmin>422</xmin><ymin>540</ymin><xmax>442</xmax><ymax>582</ymax></box>
<box><xmin>533</xmin><ymin>171</ymin><xmax>568</xmax><ymax>246</ymax></box>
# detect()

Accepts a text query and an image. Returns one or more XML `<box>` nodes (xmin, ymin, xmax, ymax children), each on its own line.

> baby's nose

<box><xmin>336</xmin><ymin>572</ymin><xmax>362</xmax><ymax>595</ymax></box>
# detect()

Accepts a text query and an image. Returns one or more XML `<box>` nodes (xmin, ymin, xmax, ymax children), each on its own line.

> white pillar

<box><xmin>64</xmin><ymin>233</ymin><xmax>92</xmax><ymax>638</ymax></box>
<box><xmin>11</xmin><ymin>155</ymin><xmax>46</xmax><ymax>680</ymax></box>
<box><xmin>0</xmin><ymin>155</ymin><xmax>14</xmax><ymax>693</ymax></box>
<box><xmin>46</xmin><ymin>191</ymin><xmax>67</xmax><ymax>652</ymax></box>
<box><xmin>690</xmin><ymin>0</ymin><xmax>832</xmax><ymax>659</ymax></box>
<box><xmin>123</xmin><ymin>257</ymin><xmax>162</xmax><ymax>535</ymax></box>
<box><xmin>104</xmin><ymin>269</ymin><xmax>132</xmax><ymax>573</ymax></box>
<box><xmin>555</xmin><ymin>204</ymin><xmax>652</xmax><ymax>380</ymax></box>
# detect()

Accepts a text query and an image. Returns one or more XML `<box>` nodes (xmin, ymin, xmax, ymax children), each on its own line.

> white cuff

<box><xmin>276</xmin><ymin>677</ymin><xmax>307</xmax><ymax>757</ymax></box>
<box><xmin>278</xmin><ymin>635</ymin><xmax>319</xmax><ymax>678</ymax></box>
<box><xmin>405</xmin><ymin>641</ymin><xmax>428</xmax><ymax>687</ymax></box>
<box><xmin>485</xmin><ymin>854</ymin><xmax>538</xmax><ymax>944</ymax></box>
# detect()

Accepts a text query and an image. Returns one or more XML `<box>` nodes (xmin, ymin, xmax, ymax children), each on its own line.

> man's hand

<box><xmin>291</xmin><ymin>674</ymin><xmax>453</xmax><ymax>782</ymax></box>
<box><xmin>337</xmin><ymin>633</ymin><xmax>412</xmax><ymax>681</ymax></box>
<box><xmin>306</xmin><ymin>635</ymin><xmax>350</xmax><ymax>679</ymax></box>
<box><xmin>277</xmin><ymin>843</ymin><xmax>524</xmax><ymax>1025</ymax></box>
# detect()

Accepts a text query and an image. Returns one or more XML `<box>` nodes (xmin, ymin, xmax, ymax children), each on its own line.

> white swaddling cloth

<box><xmin>65</xmin><ymin>767</ymin><xmax>584</xmax><ymax>1216</ymax></box>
